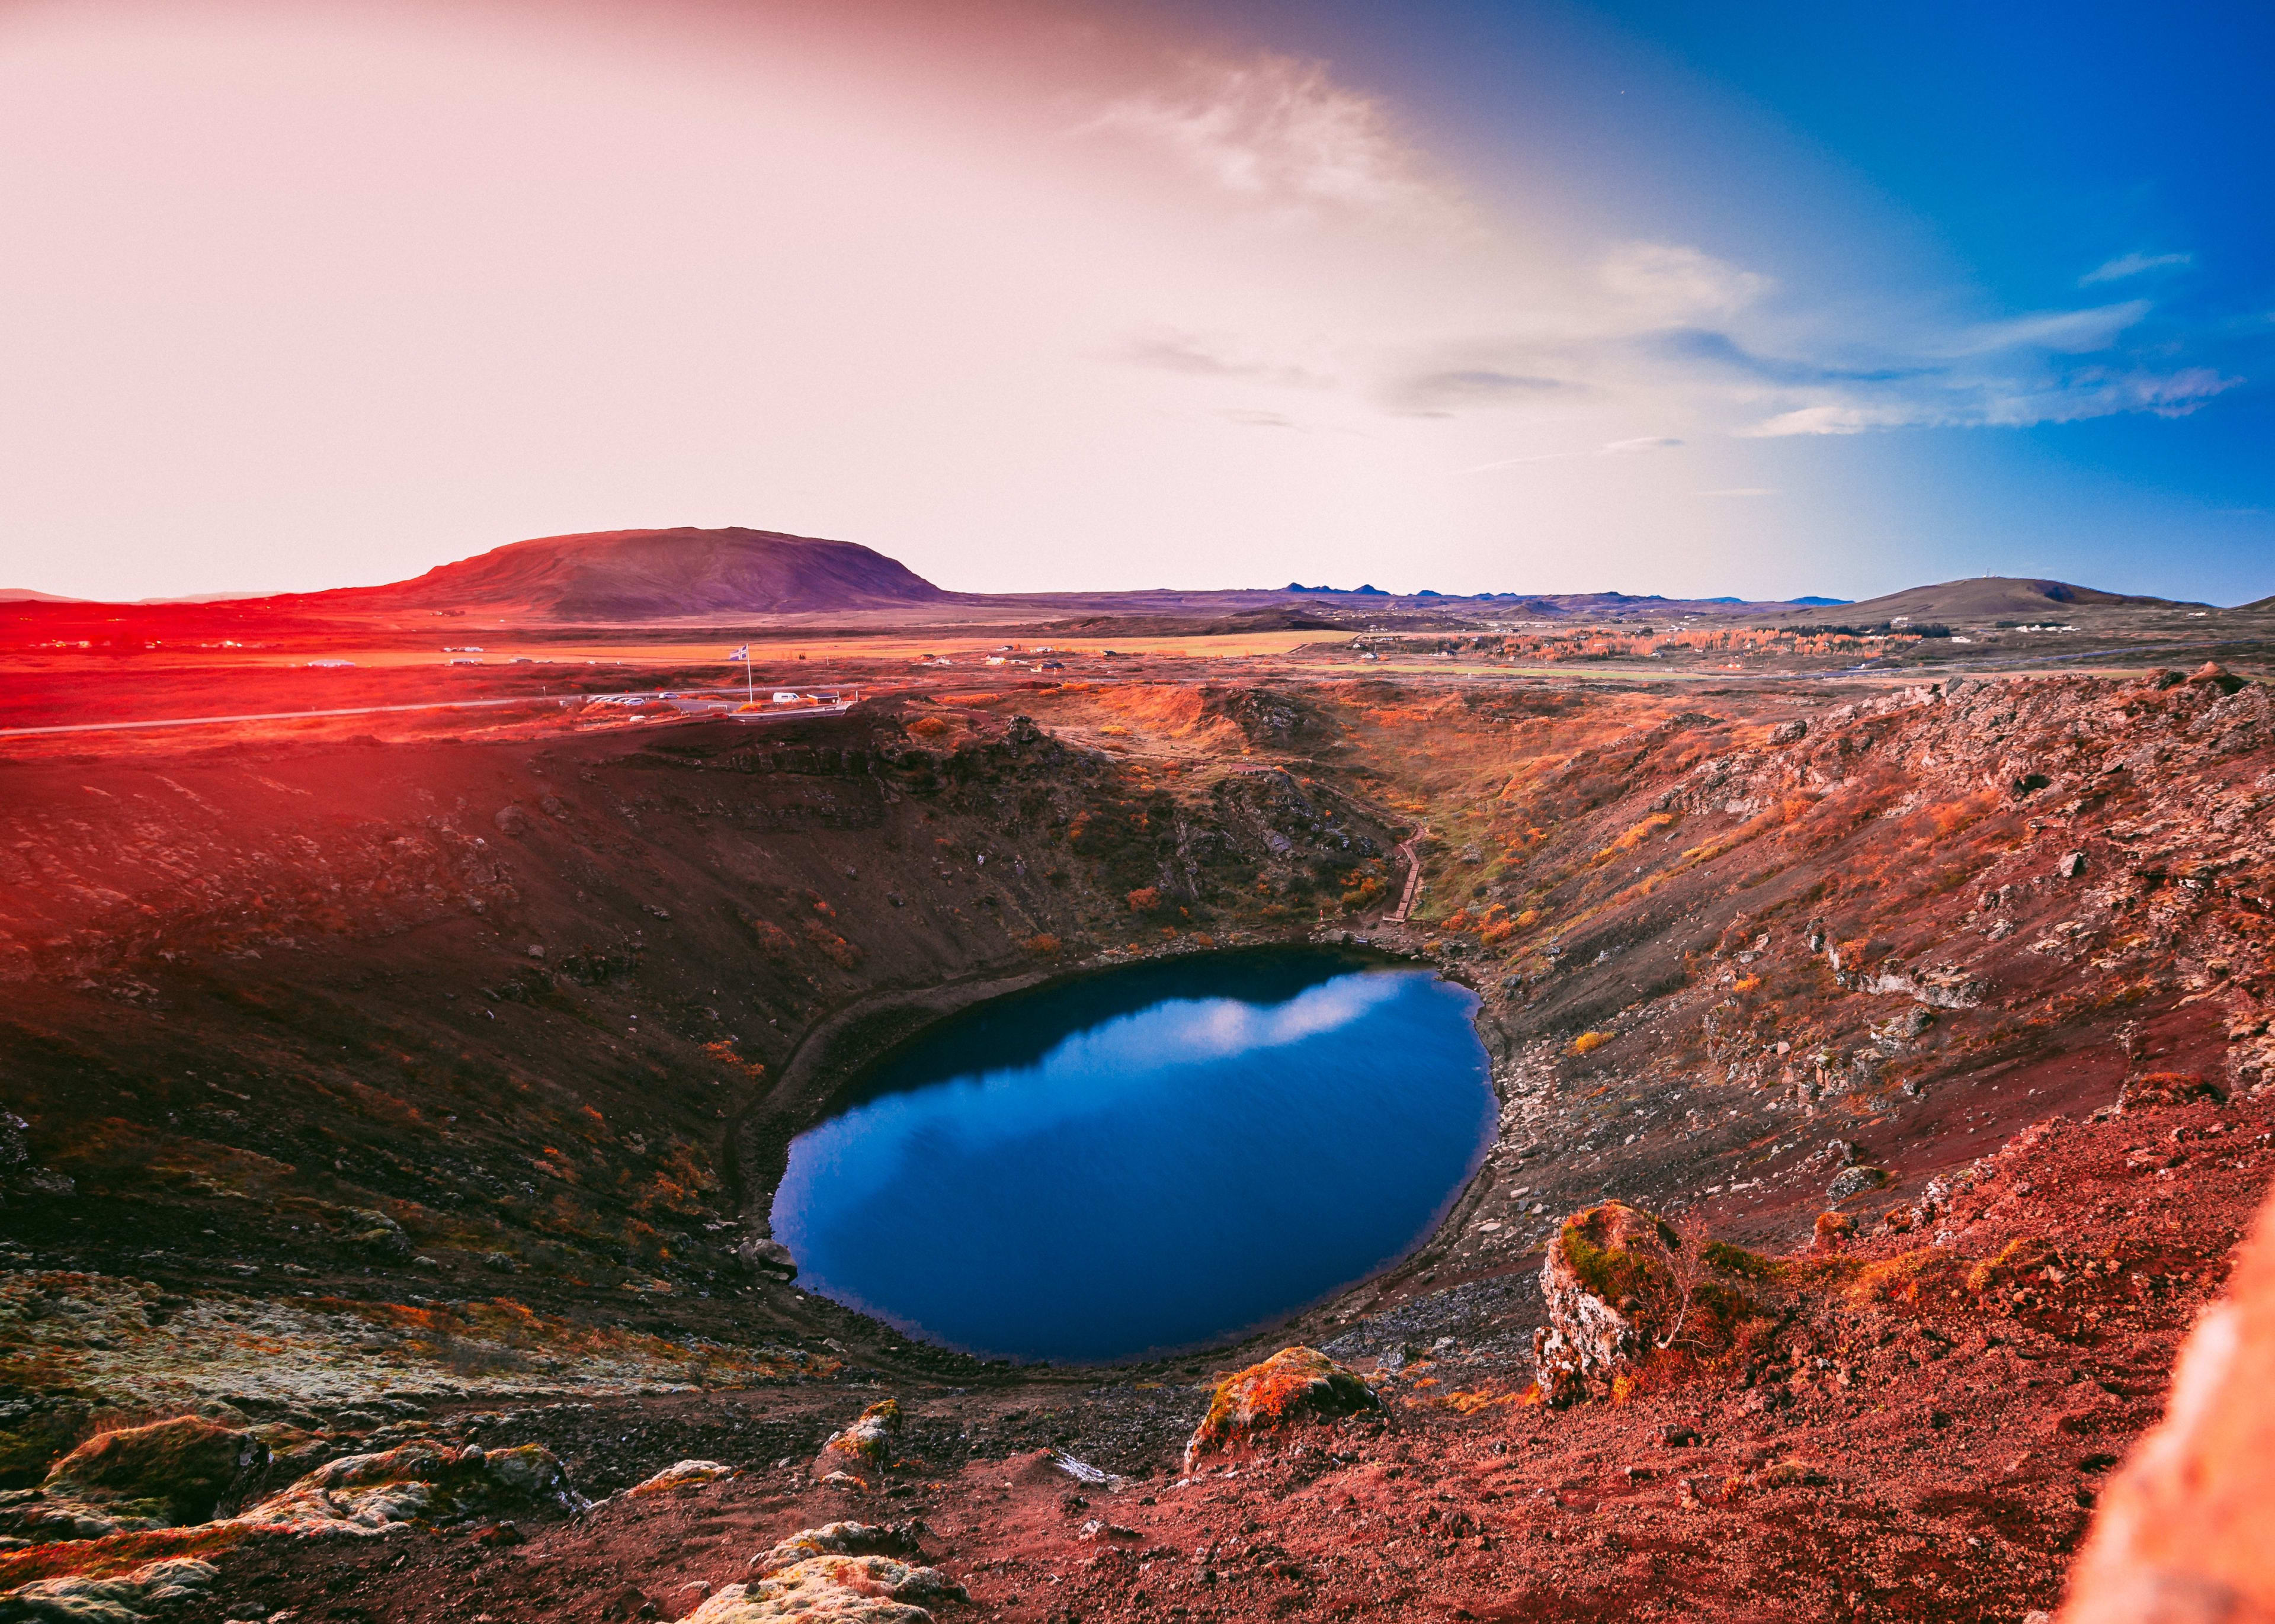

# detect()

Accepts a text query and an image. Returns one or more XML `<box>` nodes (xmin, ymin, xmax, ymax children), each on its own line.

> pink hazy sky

<box><xmin>0</xmin><ymin>0</ymin><xmax>2258</xmax><ymax>602</ymax></box>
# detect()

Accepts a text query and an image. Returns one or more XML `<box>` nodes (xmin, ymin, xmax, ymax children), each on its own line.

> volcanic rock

<box><xmin>813</xmin><ymin>1400</ymin><xmax>902</xmax><ymax>1488</ymax></box>
<box><xmin>751</xmin><ymin>1520</ymin><xmax>925</xmax><ymax>1574</ymax></box>
<box><xmin>1182</xmin><ymin>1347</ymin><xmax>1379</xmax><ymax>1471</ymax></box>
<box><xmin>235</xmin><ymin>1440</ymin><xmax>582</xmax><ymax>1534</ymax></box>
<box><xmin>690</xmin><ymin>1552</ymin><xmax>965</xmax><ymax>1623</ymax></box>
<box><xmin>1827</xmin><ymin>1164</ymin><xmax>1892</xmax><ymax>1201</ymax></box>
<box><xmin>1533</xmin><ymin>1201</ymin><xmax>1679</xmax><ymax>1402</ymax></box>
<box><xmin>1</xmin><ymin>1416</ymin><xmax>266</xmax><ymax>1538</ymax></box>
<box><xmin>626</xmin><ymin>1459</ymin><xmax>740</xmax><ymax>1497</ymax></box>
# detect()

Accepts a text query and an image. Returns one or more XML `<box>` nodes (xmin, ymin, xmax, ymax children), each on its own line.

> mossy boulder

<box><xmin>1535</xmin><ymin>1202</ymin><xmax>1774</xmax><ymax>1403</ymax></box>
<box><xmin>813</xmin><ymin>1399</ymin><xmax>902</xmax><ymax>1487</ymax></box>
<box><xmin>1183</xmin><ymin>1347</ymin><xmax>1379</xmax><ymax>1471</ymax></box>
<box><xmin>39</xmin><ymin>1416</ymin><xmax>267</xmax><ymax>1527</ymax></box>
<box><xmin>1534</xmin><ymin>1201</ymin><xmax>1678</xmax><ymax>1404</ymax></box>
<box><xmin>689</xmin><ymin>1552</ymin><xmax>965</xmax><ymax>1623</ymax></box>
<box><xmin>751</xmin><ymin>1520</ymin><xmax>925</xmax><ymax>1577</ymax></box>
<box><xmin>236</xmin><ymin>1440</ymin><xmax>582</xmax><ymax>1535</ymax></box>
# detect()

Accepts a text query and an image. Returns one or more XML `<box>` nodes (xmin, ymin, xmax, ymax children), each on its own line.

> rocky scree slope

<box><xmin>0</xmin><ymin>698</ymin><xmax>1396</xmax><ymax>1413</ymax></box>
<box><xmin>1296</xmin><ymin>668</ymin><xmax>2273</xmax><ymax>1314</ymax></box>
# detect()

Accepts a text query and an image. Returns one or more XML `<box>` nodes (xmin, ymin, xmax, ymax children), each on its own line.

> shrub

<box><xmin>800</xmin><ymin>918</ymin><xmax>861</xmax><ymax>968</ymax></box>
<box><xmin>1126</xmin><ymin>887</ymin><xmax>1161</xmax><ymax>912</ymax></box>
<box><xmin>1572</xmin><ymin>1031</ymin><xmax>1608</xmax><ymax>1055</ymax></box>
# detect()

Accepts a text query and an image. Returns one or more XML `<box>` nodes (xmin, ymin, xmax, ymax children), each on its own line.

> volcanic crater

<box><xmin>4</xmin><ymin>558</ymin><xmax>2275</xmax><ymax>1622</ymax></box>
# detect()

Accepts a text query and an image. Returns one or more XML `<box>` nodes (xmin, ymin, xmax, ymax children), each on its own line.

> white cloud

<box><xmin>1119</xmin><ymin>328</ymin><xmax>1332</xmax><ymax>388</ymax></box>
<box><xmin>1462</xmin><ymin>435</ymin><xmax>1680</xmax><ymax>472</ymax></box>
<box><xmin>1080</xmin><ymin>53</ymin><xmax>1467</xmax><ymax>230</ymax></box>
<box><xmin>2081</xmin><ymin>251</ymin><xmax>2194</xmax><ymax>285</ymax></box>
<box><xmin>1947</xmin><ymin>300</ymin><xmax>2150</xmax><ymax>356</ymax></box>
<box><xmin>1697</xmin><ymin>487</ymin><xmax>1779</xmax><ymax>497</ymax></box>
<box><xmin>1738</xmin><ymin>365</ymin><xmax>2238</xmax><ymax>437</ymax></box>
<box><xmin>1600</xmin><ymin>242</ymin><xmax>1773</xmax><ymax>321</ymax></box>
<box><xmin>1219</xmin><ymin>407</ymin><xmax>1296</xmax><ymax>428</ymax></box>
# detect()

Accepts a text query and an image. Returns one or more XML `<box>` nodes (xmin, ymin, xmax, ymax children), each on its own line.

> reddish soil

<box><xmin>4</xmin><ymin>618</ymin><xmax>2273</xmax><ymax>1622</ymax></box>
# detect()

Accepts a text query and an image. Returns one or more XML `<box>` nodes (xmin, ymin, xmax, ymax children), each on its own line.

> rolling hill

<box><xmin>1780</xmin><ymin>576</ymin><xmax>2197</xmax><ymax>624</ymax></box>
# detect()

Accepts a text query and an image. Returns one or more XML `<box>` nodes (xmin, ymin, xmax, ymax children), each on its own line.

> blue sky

<box><xmin>1149</xmin><ymin>0</ymin><xmax>2275</xmax><ymax>601</ymax></box>
<box><xmin>1</xmin><ymin>0</ymin><xmax>2267</xmax><ymax>602</ymax></box>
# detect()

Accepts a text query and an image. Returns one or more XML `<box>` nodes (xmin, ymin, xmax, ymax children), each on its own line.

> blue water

<box><xmin>771</xmin><ymin>950</ymin><xmax>1495</xmax><ymax>1363</ymax></box>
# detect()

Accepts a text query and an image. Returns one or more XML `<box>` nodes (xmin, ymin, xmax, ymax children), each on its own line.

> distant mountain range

<box><xmin>5</xmin><ymin>529</ymin><xmax>2250</xmax><ymax>624</ymax></box>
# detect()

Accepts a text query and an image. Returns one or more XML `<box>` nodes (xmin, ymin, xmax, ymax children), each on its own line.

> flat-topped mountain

<box><xmin>301</xmin><ymin>527</ymin><xmax>951</xmax><ymax>620</ymax></box>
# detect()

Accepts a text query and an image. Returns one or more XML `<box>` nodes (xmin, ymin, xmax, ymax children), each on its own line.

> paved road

<box><xmin>0</xmin><ymin>693</ymin><xmax>851</xmax><ymax>741</ymax></box>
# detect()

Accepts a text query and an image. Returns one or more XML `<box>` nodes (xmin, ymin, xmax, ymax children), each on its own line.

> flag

<box><xmin>728</xmin><ymin>645</ymin><xmax>749</xmax><ymax>661</ymax></box>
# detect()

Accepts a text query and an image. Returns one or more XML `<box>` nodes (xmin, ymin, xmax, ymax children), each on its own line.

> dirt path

<box><xmin>1390</xmin><ymin>824</ymin><xmax>1427</xmax><ymax>922</ymax></box>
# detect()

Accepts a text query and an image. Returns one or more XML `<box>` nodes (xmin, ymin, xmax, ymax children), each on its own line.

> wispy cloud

<box><xmin>1738</xmin><ymin>364</ymin><xmax>2236</xmax><ymax>437</ymax></box>
<box><xmin>2081</xmin><ymin>251</ymin><xmax>2194</xmax><ymax>285</ymax></box>
<box><xmin>1080</xmin><ymin>53</ymin><xmax>1468</xmax><ymax>231</ymax></box>
<box><xmin>1392</xmin><ymin>368</ymin><xmax>1573</xmax><ymax>416</ymax></box>
<box><xmin>1946</xmin><ymin>301</ymin><xmax>2150</xmax><ymax>355</ymax></box>
<box><xmin>1601</xmin><ymin>242</ymin><xmax>1773</xmax><ymax>321</ymax></box>
<box><xmin>1219</xmin><ymin>407</ymin><xmax>1296</xmax><ymax>428</ymax></box>
<box><xmin>1697</xmin><ymin>487</ymin><xmax>1778</xmax><ymax>497</ymax></box>
<box><xmin>1465</xmin><ymin>436</ymin><xmax>1681</xmax><ymax>472</ymax></box>
<box><xmin>1118</xmin><ymin>329</ymin><xmax>1331</xmax><ymax>389</ymax></box>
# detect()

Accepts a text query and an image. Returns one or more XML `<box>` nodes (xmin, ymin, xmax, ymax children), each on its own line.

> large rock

<box><xmin>687</xmin><ymin>1557</ymin><xmax>954</xmax><ymax>1623</ymax></box>
<box><xmin>813</xmin><ymin>1399</ymin><xmax>901</xmax><ymax>1488</ymax></box>
<box><xmin>0</xmin><ymin>1416</ymin><xmax>267</xmax><ymax>1539</ymax></box>
<box><xmin>1182</xmin><ymin>1347</ymin><xmax>1379</xmax><ymax>1471</ymax></box>
<box><xmin>236</xmin><ymin>1440</ymin><xmax>583</xmax><ymax>1535</ymax></box>
<box><xmin>751</xmin><ymin>1520</ymin><xmax>924</xmax><ymax>1575</ymax></box>
<box><xmin>2059</xmin><ymin>1186</ymin><xmax>2275</xmax><ymax>1622</ymax></box>
<box><xmin>691</xmin><ymin>1524</ymin><xmax>966</xmax><ymax>1624</ymax></box>
<box><xmin>627</xmin><ymin>1458</ymin><xmax>739</xmax><ymax>1497</ymax></box>
<box><xmin>1533</xmin><ymin>1201</ymin><xmax>1680</xmax><ymax>1403</ymax></box>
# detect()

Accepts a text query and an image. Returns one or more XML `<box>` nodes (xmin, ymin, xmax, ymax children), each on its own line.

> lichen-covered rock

<box><xmin>626</xmin><ymin>1458</ymin><xmax>739</xmax><ymax>1497</ymax></box>
<box><xmin>813</xmin><ymin>1399</ymin><xmax>901</xmax><ymax>1487</ymax></box>
<box><xmin>751</xmin><ymin>1520</ymin><xmax>924</xmax><ymax>1576</ymax></box>
<box><xmin>1533</xmin><ymin>1201</ymin><xmax>1679</xmax><ymax>1403</ymax></box>
<box><xmin>0</xmin><ymin>1417</ymin><xmax>268</xmax><ymax>1540</ymax></box>
<box><xmin>1182</xmin><ymin>1347</ymin><xmax>1379</xmax><ymax>1471</ymax></box>
<box><xmin>689</xmin><ymin>1554</ymin><xmax>965</xmax><ymax>1623</ymax></box>
<box><xmin>0</xmin><ymin>1554</ymin><xmax>219</xmax><ymax>1622</ymax></box>
<box><xmin>1827</xmin><ymin>1164</ymin><xmax>1891</xmax><ymax>1201</ymax></box>
<box><xmin>235</xmin><ymin>1440</ymin><xmax>583</xmax><ymax>1535</ymax></box>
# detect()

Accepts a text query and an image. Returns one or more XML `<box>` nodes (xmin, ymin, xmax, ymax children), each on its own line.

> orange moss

<box><xmin>700</xmin><ymin>1040</ymin><xmax>766</xmax><ymax>1083</ymax></box>
<box><xmin>1185</xmin><ymin>1347</ymin><xmax>1379</xmax><ymax>1465</ymax></box>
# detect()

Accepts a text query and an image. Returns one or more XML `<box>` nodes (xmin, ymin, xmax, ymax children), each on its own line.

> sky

<box><xmin>1</xmin><ymin>0</ymin><xmax>2268</xmax><ymax>604</ymax></box>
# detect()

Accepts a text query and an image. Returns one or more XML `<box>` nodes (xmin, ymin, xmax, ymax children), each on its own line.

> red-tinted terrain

<box><xmin>5</xmin><ymin>536</ymin><xmax>2275</xmax><ymax>1622</ymax></box>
